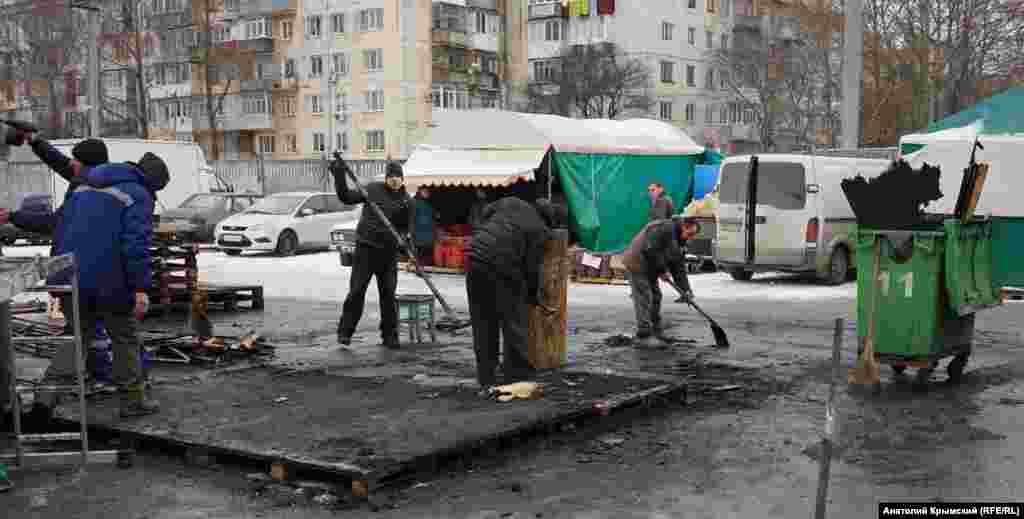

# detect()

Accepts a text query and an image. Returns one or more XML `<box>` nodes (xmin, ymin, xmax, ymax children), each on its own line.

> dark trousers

<box><xmin>39</xmin><ymin>300</ymin><xmax>143</xmax><ymax>407</ymax></box>
<box><xmin>466</xmin><ymin>263</ymin><xmax>532</xmax><ymax>387</ymax></box>
<box><xmin>627</xmin><ymin>271</ymin><xmax>662</xmax><ymax>336</ymax></box>
<box><xmin>415</xmin><ymin>245</ymin><xmax>433</xmax><ymax>266</ymax></box>
<box><xmin>338</xmin><ymin>243</ymin><xmax>399</xmax><ymax>340</ymax></box>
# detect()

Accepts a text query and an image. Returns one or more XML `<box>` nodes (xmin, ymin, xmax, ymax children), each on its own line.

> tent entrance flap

<box><xmin>555</xmin><ymin>152</ymin><xmax>699</xmax><ymax>254</ymax></box>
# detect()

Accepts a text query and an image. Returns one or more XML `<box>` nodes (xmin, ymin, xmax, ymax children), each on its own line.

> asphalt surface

<box><xmin>2</xmin><ymin>247</ymin><xmax>1023</xmax><ymax>518</ymax></box>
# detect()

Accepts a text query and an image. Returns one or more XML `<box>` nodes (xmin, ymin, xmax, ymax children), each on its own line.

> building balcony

<box><xmin>223</xmin><ymin>0</ymin><xmax>293</xmax><ymax>19</ymax></box>
<box><xmin>193</xmin><ymin>112</ymin><xmax>273</xmax><ymax>132</ymax></box>
<box><xmin>467</xmin><ymin>0</ymin><xmax>498</xmax><ymax>10</ymax></box>
<box><xmin>529</xmin><ymin>2</ymin><xmax>561</xmax><ymax>19</ymax></box>
<box><xmin>432</xmin><ymin>30</ymin><xmax>468</xmax><ymax>48</ymax></box>
<box><xmin>733</xmin><ymin>15</ymin><xmax>763</xmax><ymax>32</ymax></box>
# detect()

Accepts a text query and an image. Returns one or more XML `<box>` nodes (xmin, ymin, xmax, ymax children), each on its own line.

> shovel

<box><xmin>332</xmin><ymin>154</ymin><xmax>472</xmax><ymax>332</ymax></box>
<box><xmin>664</xmin><ymin>279</ymin><xmax>730</xmax><ymax>348</ymax></box>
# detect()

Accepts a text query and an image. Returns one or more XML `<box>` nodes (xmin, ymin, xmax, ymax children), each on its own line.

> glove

<box><xmin>134</xmin><ymin>292</ymin><xmax>150</xmax><ymax>321</ymax></box>
<box><xmin>0</xmin><ymin>208</ymin><xmax>9</xmax><ymax>225</ymax></box>
<box><xmin>659</xmin><ymin>273</ymin><xmax>672</xmax><ymax>283</ymax></box>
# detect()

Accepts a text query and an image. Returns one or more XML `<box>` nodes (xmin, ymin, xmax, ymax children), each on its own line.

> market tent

<box><xmin>898</xmin><ymin>87</ymin><xmax>1024</xmax><ymax>217</ymax></box>
<box><xmin>403</xmin><ymin>110</ymin><xmax>708</xmax><ymax>253</ymax></box>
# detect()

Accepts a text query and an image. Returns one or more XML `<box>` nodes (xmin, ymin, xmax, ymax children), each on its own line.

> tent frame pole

<box><xmin>547</xmin><ymin>149</ymin><xmax>554</xmax><ymax>201</ymax></box>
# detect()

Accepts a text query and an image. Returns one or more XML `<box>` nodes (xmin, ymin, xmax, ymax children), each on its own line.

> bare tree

<box><xmin>194</xmin><ymin>0</ymin><xmax>237</xmax><ymax>160</ymax></box>
<box><xmin>99</xmin><ymin>0</ymin><xmax>160</xmax><ymax>138</ymax></box>
<box><xmin>3</xmin><ymin>2</ymin><xmax>90</xmax><ymax>137</ymax></box>
<box><xmin>525</xmin><ymin>42</ymin><xmax>653</xmax><ymax>119</ymax></box>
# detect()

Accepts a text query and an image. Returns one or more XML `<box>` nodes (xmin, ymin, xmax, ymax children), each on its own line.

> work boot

<box><xmin>119</xmin><ymin>384</ymin><xmax>160</xmax><ymax>418</ymax></box>
<box><xmin>381</xmin><ymin>334</ymin><xmax>400</xmax><ymax>349</ymax></box>
<box><xmin>337</xmin><ymin>330</ymin><xmax>352</xmax><ymax>346</ymax></box>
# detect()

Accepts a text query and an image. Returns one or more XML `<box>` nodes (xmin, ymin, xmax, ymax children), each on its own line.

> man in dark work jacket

<box><xmin>466</xmin><ymin>197</ymin><xmax>556</xmax><ymax>388</ymax></box>
<box><xmin>331</xmin><ymin>158</ymin><xmax>414</xmax><ymax>348</ymax></box>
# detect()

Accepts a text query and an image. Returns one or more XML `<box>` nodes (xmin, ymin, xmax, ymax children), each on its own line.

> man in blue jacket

<box><xmin>36</xmin><ymin>153</ymin><xmax>169</xmax><ymax>417</ymax></box>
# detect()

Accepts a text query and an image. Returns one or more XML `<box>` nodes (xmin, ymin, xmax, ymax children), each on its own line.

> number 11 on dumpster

<box><xmin>878</xmin><ymin>272</ymin><xmax>913</xmax><ymax>298</ymax></box>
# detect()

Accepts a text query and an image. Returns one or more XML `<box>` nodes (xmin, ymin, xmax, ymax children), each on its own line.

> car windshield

<box><xmin>179</xmin><ymin>194</ymin><xmax>223</xmax><ymax>210</ymax></box>
<box><xmin>245</xmin><ymin>195</ymin><xmax>307</xmax><ymax>215</ymax></box>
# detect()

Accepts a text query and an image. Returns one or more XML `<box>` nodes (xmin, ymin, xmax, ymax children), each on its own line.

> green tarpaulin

<box><xmin>555</xmin><ymin>153</ymin><xmax>701</xmax><ymax>254</ymax></box>
<box><xmin>900</xmin><ymin>86</ymin><xmax>1024</xmax><ymax>155</ymax></box>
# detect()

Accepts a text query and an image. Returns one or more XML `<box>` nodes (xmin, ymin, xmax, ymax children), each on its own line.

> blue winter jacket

<box><xmin>49</xmin><ymin>163</ymin><xmax>156</xmax><ymax>310</ymax></box>
<box><xmin>412</xmin><ymin>197</ymin><xmax>437</xmax><ymax>246</ymax></box>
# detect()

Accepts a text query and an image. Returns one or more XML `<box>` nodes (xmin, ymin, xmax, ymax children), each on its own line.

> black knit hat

<box><xmin>385</xmin><ymin>161</ymin><xmax>403</xmax><ymax>178</ymax></box>
<box><xmin>71</xmin><ymin>138</ymin><xmax>108</xmax><ymax>167</ymax></box>
<box><xmin>137</xmin><ymin>152</ymin><xmax>170</xmax><ymax>192</ymax></box>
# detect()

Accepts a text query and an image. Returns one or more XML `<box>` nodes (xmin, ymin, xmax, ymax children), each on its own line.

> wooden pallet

<box><xmin>147</xmin><ymin>284</ymin><xmax>264</xmax><ymax>315</ymax></box>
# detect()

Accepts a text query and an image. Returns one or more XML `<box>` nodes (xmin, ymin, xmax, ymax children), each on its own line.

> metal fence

<box><xmin>209</xmin><ymin>158</ymin><xmax>398</xmax><ymax>195</ymax></box>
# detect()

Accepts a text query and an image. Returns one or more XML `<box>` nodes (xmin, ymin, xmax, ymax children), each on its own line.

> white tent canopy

<box><xmin>899</xmin><ymin>124</ymin><xmax>1024</xmax><ymax>217</ymax></box>
<box><xmin>402</xmin><ymin>110</ymin><xmax>704</xmax><ymax>189</ymax></box>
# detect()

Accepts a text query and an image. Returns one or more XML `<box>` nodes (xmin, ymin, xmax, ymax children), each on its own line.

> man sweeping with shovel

<box><xmin>622</xmin><ymin>217</ymin><xmax>720</xmax><ymax>347</ymax></box>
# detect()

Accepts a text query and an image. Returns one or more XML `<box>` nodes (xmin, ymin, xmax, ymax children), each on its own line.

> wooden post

<box><xmin>814</xmin><ymin>318</ymin><xmax>844</xmax><ymax>519</ymax></box>
<box><xmin>528</xmin><ymin>229</ymin><xmax>569</xmax><ymax>369</ymax></box>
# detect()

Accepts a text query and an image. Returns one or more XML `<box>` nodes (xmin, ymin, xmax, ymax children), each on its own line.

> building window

<box><xmin>286</xmin><ymin>134</ymin><xmax>297</xmax><ymax>152</ymax></box>
<box><xmin>364</xmin><ymin>49</ymin><xmax>383</xmax><ymax>71</ymax></box>
<box><xmin>659</xmin><ymin>101</ymin><xmax>672</xmax><ymax>121</ymax></box>
<box><xmin>706</xmin><ymin>31</ymin><xmax>714</xmax><ymax>48</ymax></box>
<box><xmin>336</xmin><ymin>132</ymin><xmax>348</xmax><ymax>152</ymax></box>
<box><xmin>705</xmin><ymin>68</ymin><xmax>714</xmax><ymax>89</ymax></box>
<box><xmin>720</xmin><ymin>68</ymin><xmax>728</xmax><ymax>89</ymax></box>
<box><xmin>245</xmin><ymin>18</ymin><xmax>271</xmax><ymax>39</ymax></box>
<box><xmin>688</xmin><ymin>27</ymin><xmax>695</xmax><ymax>45</ymax></box>
<box><xmin>661</xmin><ymin>22</ymin><xmax>674</xmax><ymax>41</ymax></box>
<box><xmin>365</xmin><ymin>130</ymin><xmax>385</xmax><ymax>152</ymax></box>
<box><xmin>307</xmin><ymin>94</ymin><xmax>323</xmax><ymax>114</ymax></box>
<box><xmin>334</xmin><ymin>93</ymin><xmax>347</xmax><ymax>114</ymax></box>
<box><xmin>258</xmin><ymin>135</ymin><xmax>275</xmax><ymax>154</ymax></box>
<box><xmin>365</xmin><ymin>89</ymin><xmax>384</xmax><ymax>112</ymax></box>
<box><xmin>685</xmin><ymin>103</ymin><xmax>696</xmax><ymax>122</ymax></box>
<box><xmin>103</xmin><ymin>71</ymin><xmax>123</xmax><ymax>90</ymax></box>
<box><xmin>721</xmin><ymin>34</ymin><xmax>728</xmax><ymax>49</ymax></box>
<box><xmin>743</xmin><ymin>108</ymin><xmax>754</xmax><ymax>123</ymax></box>
<box><xmin>688</xmin><ymin>0</ymin><xmax>696</xmax><ymax>8</ymax></box>
<box><xmin>720</xmin><ymin>105</ymin><xmax>728</xmax><ymax>123</ymax></box>
<box><xmin>705</xmin><ymin>104</ymin><xmax>715</xmax><ymax>123</ymax></box>
<box><xmin>284</xmin><ymin>59</ymin><xmax>296</xmax><ymax>77</ymax></box>
<box><xmin>686</xmin><ymin>65</ymin><xmax>696</xmax><ymax>87</ymax></box>
<box><xmin>475</xmin><ymin>10</ymin><xmax>487</xmax><ymax>33</ymax></box>
<box><xmin>305</xmin><ymin>15</ymin><xmax>321</xmax><ymax>38</ymax></box>
<box><xmin>533</xmin><ymin>60</ymin><xmax>557</xmax><ymax>81</ymax></box>
<box><xmin>224</xmin><ymin>0</ymin><xmax>239</xmax><ymax>11</ymax></box>
<box><xmin>243</xmin><ymin>94</ymin><xmax>270</xmax><ymax>114</ymax></box>
<box><xmin>730</xmin><ymin>103</ymin><xmax>740</xmax><ymax>123</ymax></box>
<box><xmin>708</xmin><ymin>0</ymin><xmax>717</xmax><ymax>12</ymax></box>
<box><xmin>281</xmin><ymin>20</ymin><xmax>293</xmax><ymax>40</ymax></box>
<box><xmin>331</xmin><ymin>53</ymin><xmax>349</xmax><ymax>77</ymax></box>
<box><xmin>431</xmin><ymin>85</ymin><xmax>469</xmax><ymax>110</ymax></box>
<box><xmin>359</xmin><ymin>8</ymin><xmax>384</xmax><ymax>32</ymax></box>
<box><xmin>481</xmin><ymin>95</ymin><xmax>498</xmax><ymax>108</ymax></box>
<box><xmin>312</xmin><ymin>132</ymin><xmax>325</xmax><ymax>153</ymax></box>
<box><xmin>660</xmin><ymin>61</ymin><xmax>674</xmax><ymax>83</ymax></box>
<box><xmin>545</xmin><ymin>20</ymin><xmax>562</xmax><ymax>41</ymax></box>
<box><xmin>310</xmin><ymin>55</ymin><xmax>324</xmax><ymax>78</ymax></box>
<box><xmin>331</xmin><ymin>13</ymin><xmax>345</xmax><ymax>33</ymax></box>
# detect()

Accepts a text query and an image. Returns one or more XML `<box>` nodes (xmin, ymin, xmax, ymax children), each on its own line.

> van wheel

<box><xmin>224</xmin><ymin>250</ymin><xmax>242</xmax><ymax>256</ymax></box>
<box><xmin>823</xmin><ymin>248</ymin><xmax>849</xmax><ymax>285</ymax></box>
<box><xmin>729</xmin><ymin>268</ymin><xmax>753</xmax><ymax>281</ymax></box>
<box><xmin>275</xmin><ymin>230</ymin><xmax>298</xmax><ymax>257</ymax></box>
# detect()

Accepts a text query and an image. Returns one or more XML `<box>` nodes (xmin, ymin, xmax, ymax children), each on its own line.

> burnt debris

<box><xmin>841</xmin><ymin>160</ymin><xmax>943</xmax><ymax>229</ymax></box>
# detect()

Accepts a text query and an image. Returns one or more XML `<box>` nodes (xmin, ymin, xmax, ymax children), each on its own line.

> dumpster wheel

<box><xmin>913</xmin><ymin>361</ymin><xmax>938</xmax><ymax>392</ymax></box>
<box><xmin>946</xmin><ymin>353</ymin><xmax>969</xmax><ymax>384</ymax></box>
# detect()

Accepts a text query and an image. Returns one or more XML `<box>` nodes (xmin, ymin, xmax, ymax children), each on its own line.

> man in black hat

<box><xmin>330</xmin><ymin>157</ymin><xmax>414</xmax><ymax>349</ymax></box>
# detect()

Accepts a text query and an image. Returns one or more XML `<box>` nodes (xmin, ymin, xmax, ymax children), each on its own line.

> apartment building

<box><xmin>183</xmin><ymin>0</ymin><xmax>524</xmax><ymax>162</ymax></box>
<box><xmin>526</xmin><ymin>0</ymin><xmax>735</xmax><ymax>149</ymax></box>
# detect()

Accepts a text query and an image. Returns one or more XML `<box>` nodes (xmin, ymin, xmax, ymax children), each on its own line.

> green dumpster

<box><xmin>992</xmin><ymin>216</ymin><xmax>1024</xmax><ymax>289</ymax></box>
<box><xmin>855</xmin><ymin>221</ymin><xmax>991</xmax><ymax>387</ymax></box>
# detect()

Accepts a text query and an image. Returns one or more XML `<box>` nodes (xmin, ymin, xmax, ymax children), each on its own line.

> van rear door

<box><xmin>717</xmin><ymin>158</ymin><xmax>810</xmax><ymax>266</ymax></box>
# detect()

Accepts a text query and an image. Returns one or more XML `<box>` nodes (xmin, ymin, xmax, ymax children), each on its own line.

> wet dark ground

<box><xmin>2</xmin><ymin>248</ymin><xmax>1024</xmax><ymax>518</ymax></box>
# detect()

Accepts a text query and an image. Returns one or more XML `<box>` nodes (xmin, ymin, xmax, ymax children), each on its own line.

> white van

<box><xmin>6</xmin><ymin>138</ymin><xmax>213</xmax><ymax>215</ymax></box>
<box><xmin>714</xmin><ymin>154</ymin><xmax>890</xmax><ymax>284</ymax></box>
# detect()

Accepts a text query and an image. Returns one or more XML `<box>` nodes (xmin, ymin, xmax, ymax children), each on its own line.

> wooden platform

<box><xmin>148</xmin><ymin>284</ymin><xmax>264</xmax><ymax>315</ymax></box>
<box><xmin>56</xmin><ymin>368</ymin><xmax>685</xmax><ymax>495</ymax></box>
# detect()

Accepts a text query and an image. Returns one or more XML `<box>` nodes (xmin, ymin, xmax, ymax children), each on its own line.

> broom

<box><xmin>848</xmin><ymin>239</ymin><xmax>882</xmax><ymax>387</ymax></box>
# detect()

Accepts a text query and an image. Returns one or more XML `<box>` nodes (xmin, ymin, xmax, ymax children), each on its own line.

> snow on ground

<box><xmin>3</xmin><ymin>246</ymin><xmax>856</xmax><ymax>308</ymax></box>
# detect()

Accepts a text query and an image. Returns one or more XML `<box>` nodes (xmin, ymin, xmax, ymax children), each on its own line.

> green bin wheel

<box><xmin>913</xmin><ymin>362</ymin><xmax>937</xmax><ymax>392</ymax></box>
<box><xmin>946</xmin><ymin>353</ymin><xmax>969</xmax><ymax>384</ymax></box>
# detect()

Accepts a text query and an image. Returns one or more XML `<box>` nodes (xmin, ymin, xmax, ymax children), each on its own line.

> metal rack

<box><xmin>0</xmin><ymin>254</ymin><xmax>123</xmax><ymax>469</ymax></box>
